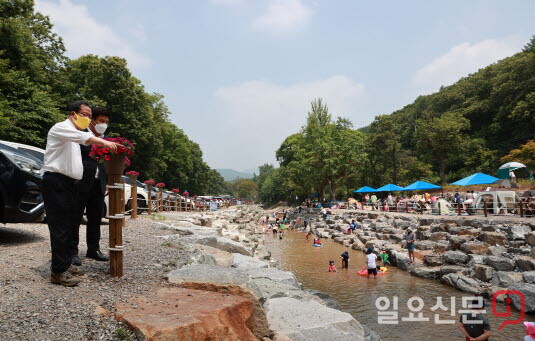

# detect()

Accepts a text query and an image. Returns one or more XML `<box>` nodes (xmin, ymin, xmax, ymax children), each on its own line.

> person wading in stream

<box><xmin>405</xmin><ymin>228</ymin><xmax>416</xmax><ymax>264</ymax></box>
<box><xmin>340</xmin><ymin>251</ymin><xmax>350</xmax><ymax>269</ymax></box>
<box><xmin>366</xmin><ymin>248</ymin><xmax>378</xmax><ymax>279</ymax></box>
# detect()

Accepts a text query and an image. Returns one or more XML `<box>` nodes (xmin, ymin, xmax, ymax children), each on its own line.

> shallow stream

<box><xmin>264</xmin><ymin>230</ymin><xmax>534</xmax><ymax>341</ymax></box>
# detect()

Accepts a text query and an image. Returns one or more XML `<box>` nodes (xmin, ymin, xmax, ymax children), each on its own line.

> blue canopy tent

<box><xmin>451</xmin><ymin>173</ymin><xmax>499</xmax><ymax>186</ymax></box>
<box><xmin>403</xmin><ymin>181</ymin><xmax>441</xmax><ymax>191</ymax></box>
<box><xmin>375</xmin><ymin>184</ymin><xmax>404</xmax><ymax>192</ymax></box>
<box><xmin>353</xmin><ymin>186</ymin><xmax>377</xmax><ymax>193</ymax></box>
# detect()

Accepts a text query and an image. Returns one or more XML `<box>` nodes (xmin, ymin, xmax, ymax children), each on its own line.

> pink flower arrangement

<box><xmin>126</xmin><ymin>171</ymin><xmax>139</xmax><ymax>177</ymax></box>
<box><xmin>90</xmin><ymin>137</ymin><xmax>135</xmax><ymax>167</ymax></box>
<box><xmin>172</xmin><ymin>188</ymin><xmax>180</xmax><ymax>193</ymax></box>
<box><xmin>155</xmin><ymin>182</ymin><xmax>166</xmax><ymax>188</ymax></box>
<box><xmin>144</xmin><ymin>180</ymin><xmax>155</xmax><ymax>186</ymax></box>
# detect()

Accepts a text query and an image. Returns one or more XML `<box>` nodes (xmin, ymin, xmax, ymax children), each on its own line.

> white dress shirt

<box><xmin>42</xmin><ymin>119</ymin><xmax>94</xmax><ymax>180</ymax></box>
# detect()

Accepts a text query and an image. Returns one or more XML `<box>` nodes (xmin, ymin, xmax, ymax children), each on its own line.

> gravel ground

<box><xmin>0</xmin><ymin>215</ymin><xmax>194</xmax><ymax>341</ymax></box>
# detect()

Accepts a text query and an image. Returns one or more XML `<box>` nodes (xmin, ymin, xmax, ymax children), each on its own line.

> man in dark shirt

<box><xmin>458</xmin><ymin>299</ymin><xmax>491</xmax><ymax>341</ymax></box>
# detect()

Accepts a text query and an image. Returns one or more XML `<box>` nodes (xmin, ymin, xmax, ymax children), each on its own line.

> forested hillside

<box><xmin>257</xmin><ymin>37</ymin><xmax>535</xmax><ymax>203</ymax></box>
<box><xmin>0</xmin><ymin>1</ymin><xmax>226</xmax><ymax>195</ymax></box>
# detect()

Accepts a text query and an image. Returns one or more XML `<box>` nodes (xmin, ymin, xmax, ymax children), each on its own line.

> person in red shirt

<box><xmin>328</xmin><ymin>260</ymin><xmax>337</xmax><ymax>272</ymax></box>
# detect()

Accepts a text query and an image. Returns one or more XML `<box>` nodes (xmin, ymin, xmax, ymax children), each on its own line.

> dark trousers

<box><xmin>342</xmin><ymin>259</ymin><xmax>349</xmax><ymax>268</ymax></box>
<box><xmin>72</xmin><ymin>180</ymin><xmax>104</xmax><ymax>255</ymax></box>
<box><xmin>42</xmin><ymin>172</ymin><xmax>79</xmax><ymax>274</ymax></box>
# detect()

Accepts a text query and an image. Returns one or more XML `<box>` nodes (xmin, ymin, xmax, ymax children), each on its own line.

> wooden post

<box><xmin>129</xmin><ymin>175</ymin><xmax>138</xmax><ymax>219</ymax></box>
<box><xmin>158</xmin><ymin>190</ymin><xmax>163</xmax><ymax>212</ymax></box>
<box><xmin>174</xmin><ymin>195</ymin><xmax>178</xmax><ymax>212</ymax></box>
<box><xmin>105</xmin><ymin>159</ymin><xmax>125</xmax><ymax>278</ymax></box>
<box><xmin>167</xmin><ymin>195</ymin><xmax>171</xmax><ymax>212</ymax></box>
<box><xmin>457</xmin><ymin>203</ymin><xmax>461</xmax><ymax>216</ymax></box>
<box><xmin>483</xmin><ymin>201</ymin><xmax>488</xmax><ymax>217</ymax></box>
<box><xmin>147</xmin><ymin>184</ymin><xmax>152</xmax><ymax>215</ymax></box>
<box><xmin>519</xmin><ymin>200</ymin><xmax>524</xmax><ymax>217</ymax></box>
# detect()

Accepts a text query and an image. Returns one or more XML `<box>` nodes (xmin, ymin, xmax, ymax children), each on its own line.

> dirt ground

<box><xmin>0</xmin><ymin>215</ymin><xmax>193</xmax><ymax>341</ymax></box>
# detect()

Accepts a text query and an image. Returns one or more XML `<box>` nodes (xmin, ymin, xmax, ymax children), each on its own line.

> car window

<box><xmin>19</xmin><ymin>147</ymin><xmax>44</xmax><ymax>161</ymax></box>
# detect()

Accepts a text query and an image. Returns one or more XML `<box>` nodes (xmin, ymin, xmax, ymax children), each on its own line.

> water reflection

<box><xmin>265</xmin><ymin>230</ymin><xmax>534</xmax><ymax>341</ymax></box>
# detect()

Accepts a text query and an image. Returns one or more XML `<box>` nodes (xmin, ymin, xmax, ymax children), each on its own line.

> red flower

<box><xmin>104</xmin><ymin>155</ymin><xmax>111</xmax><ymax>161</ymax></box>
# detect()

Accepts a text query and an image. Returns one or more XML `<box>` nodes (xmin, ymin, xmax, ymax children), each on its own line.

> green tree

<box><xmin>415</xmin><ymin>112</ymin><xmax>470</xmax><ymax>184</ymax></box>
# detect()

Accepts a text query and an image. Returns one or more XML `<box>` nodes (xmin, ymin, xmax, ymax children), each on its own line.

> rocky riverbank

<box><xmin>0</xmin><ymin>206</ymin><xmax>377</xmax><ymax>340</ymax></box>
<box><xmin>289</xmin><ymin>208</ymin><xmax>535</xmax><ymax>313</ymax></box>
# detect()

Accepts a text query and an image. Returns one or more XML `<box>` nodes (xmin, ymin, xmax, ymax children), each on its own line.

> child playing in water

<box><xmin>380</xmin><ymin>250</ymin><xmax>390</xmax><ymax>265</ymax></box>
<box><xmin>366</xmin><ymin>248</ymin><xmax>377</xmax><ymax>279</ymax></box>
<box><xmin>328</xmin><ymin>260</ymin><xmax>337</xmax><ymax>272</ymax></box>
<box><xmin>278</xmin><ymin>231</ymin><xmax>283</xmax><ymax>240</ymax></box>
<box><xmin>313</xmin><ymin>236</ymin><xmax>321</xmax><ymax>245</ymax></box>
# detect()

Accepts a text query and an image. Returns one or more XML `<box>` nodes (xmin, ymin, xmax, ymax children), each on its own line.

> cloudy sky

<box><xmin>35</xmin><ymin>0</ymin><xmax>534</xmax><ymax>171</ymax></box>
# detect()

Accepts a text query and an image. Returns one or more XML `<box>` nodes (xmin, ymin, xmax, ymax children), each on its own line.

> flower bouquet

<box><xmin>126</xmin><ymin>170</ymin><xmax>139</xmax><ymax>177</ymax></box>
<box><xmin>144</xmin><ymin>180</ymin><xmax>155</xmax><ymax>188</ymax></box>
<box><xmin>90</xmin><ymin>137</ymin><xmax>135</xmax><ymax>174</ymax></box>
<box><xmin>172</xmin><ymin>188</ymin><xmax>180</xmax><ymax>193</ymax></box>
<box><xmin>155</xmin><ymin>182</ymin><xmax>166</xmax><ymax>190</ymax></box>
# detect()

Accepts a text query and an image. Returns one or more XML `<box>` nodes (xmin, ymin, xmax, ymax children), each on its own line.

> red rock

<box><xmin>115</xmin><ymin>287</ymin><xmax>256</xmax><ymax>341</ymax></box>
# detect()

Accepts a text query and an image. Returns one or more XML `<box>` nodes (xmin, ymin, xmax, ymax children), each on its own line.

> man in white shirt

<box><xmin>366</xmin><ymin>248</ymin><xmax>378</xmax><ymax>279</ymax></box>
<box><xmin>42</xmin><ymin>101</ymin><xmax>120</xmax><ymax>287</ymax></box>
<box><xmin>71</xmin><ymin>107</ymin><xmax>111</xmax><ymax>266</ymax></box>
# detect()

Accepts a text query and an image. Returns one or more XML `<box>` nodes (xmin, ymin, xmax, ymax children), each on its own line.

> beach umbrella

<box><xmin>492</xmin><ymin>179</ymin><xmax>519</xmax><ymax>189</ymax></box>
<box><xmin>402</xmin><ymin>181</ymin><xmax>441</xmax><ymax>191</ymax></box>
<box><xmin>451</xmin><ymin>173</ymin><xmax>499</xmax><ymax>186</ymax></box>
<box><xmin>375</xmin><ymin>184</ymin><xmax>404</xmax><ymax>192</ymax></box>
<box><xmin>353</xmin><ymin>186</ymin><xmax>377</xmax><ymax>193</ymax></box>
<box><xmin>497</xmin><ymin>162</ymin><xmax>529</xmax><ymax>179</ymax></box>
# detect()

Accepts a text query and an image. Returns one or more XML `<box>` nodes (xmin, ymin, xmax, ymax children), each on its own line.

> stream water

<box><xmin>264</xmin><ymin>230</ymin><xmax>534</xmax><ymax>341</ymax></box>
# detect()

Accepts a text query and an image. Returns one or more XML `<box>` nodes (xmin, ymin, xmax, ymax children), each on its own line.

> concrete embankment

<box><xmin>290</xmin><ymin>208</ymin><xmax>535</xmax><ymax>313</ymax></box>
<box><xmin>116</xmin><ymin>206</ymin><xmax>373</xmax><ymax>340</ymax></box>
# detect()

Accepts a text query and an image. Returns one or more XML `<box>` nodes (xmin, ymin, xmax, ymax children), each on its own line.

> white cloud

<box><xmin>412</xmin><ymin>38</ymin><xmax>518</xmax><ymax>93</ymax></box>
<box><xmin>252</xmin><ymin>0</ymin><xmax>313</xmax><ymax>33</ymax></box>
<box><xmin>206</xmin><ymin>76</ymin><xmax>366</xmax><ymax>169</ymax></box>
<box><xmin>35</xmin><ymin>0</ymin><xmax>150</xmax><ymax>68</ymax></box>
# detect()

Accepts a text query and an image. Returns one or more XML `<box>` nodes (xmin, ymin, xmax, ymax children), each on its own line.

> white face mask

<box><xmin>94</xmin><ymin>123</ymin><xmax>107</xmax><ymax>134</ymax></box>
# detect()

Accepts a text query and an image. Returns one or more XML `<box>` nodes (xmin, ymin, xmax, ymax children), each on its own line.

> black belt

<box><xmin>44</xmin><ymin>171</ymin><xmax>80</xmax><ymax>184</ymax></box>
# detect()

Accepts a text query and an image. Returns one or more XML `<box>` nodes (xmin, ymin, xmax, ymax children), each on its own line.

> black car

<box><xmin>0</xmin><ymin>143</ymin><xmax>45</xmax><ymax>223</ymax></box>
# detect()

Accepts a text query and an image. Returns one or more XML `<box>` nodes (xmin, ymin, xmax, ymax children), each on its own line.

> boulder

<box><xmin>491</xmin><ymin>271</ymin><xmax>524</xmax><ymax>287</ymax></box>
<box><xmin>414</xmin><ymin>240</ymin><xmax>437</xmax><ymax>251</ymax></box>
<box><xmin>441</xmin><ymin>274</ymin><xmax>483</xmax><ymax>295</ymax></box>
<box><xmin>246</xmin><ymin>267</ymin><xmax>299</xmax><ymax>287</ymax></box>
<box><xmin>115</xmin><ymin>287</ymin><xmax>256</xmax><ymax>341</ymax></box>
<box><xmin>515</xmin><ymin>256</ymin><xmax>535</xmax><ymax>271</ymax></box>
<box><xmin>485</xmin><ymin>256</ymin><xmax>515</xmax><ymax>271</ymax></box>
<box><xmin>478</xmin><ymin>232</ymin><xmax>507</xmax><ymax>246</ymax></box>
<box><xmin>508</xmin><ymin>283</ymin><xmax>535</xmax><ymax>313</ymax></box>
<box><xmin>232</xmin><ymin>253</ymin><xmax>269</xmax><ymax>269</ymax></box>
<box><xmin>523</xmin><ymin>271</ymin><xmax>535</xmax><ymax>284</ymax></box>
<box><xmin>216</xmin><ymin>237</ymin><xmax>254</xmax><ymax>255</ymax></box>
<box><xmin>389</xmin><ymin>250</ymin><xmax>411</xmax><ymax>271</ymax></box>
<box><xmin>166</xmin><ymin>265</ymin><xmax>269</xmax><ymax>338</ymax></box>
<box><xmin>264</xmin><ymin>297</ymin><xmax>365</xmax><ymax>341</ymax></box>
<box><xmin>509</xmin><ymin>225</ymin><xmax>529</xmax><ymax>240</ymax></box>
<box><xmin>304</xmin><ymin>289</ymin><xmax>341</xmax><ymax>310</ymax></box>
<box><xmin>473</xmin><ymin>264</ymin><xmax>494</xmax><ymax>282</ymax></box>
<box><xmin>352</xmin><ymin>240</ymin><xmax>366</xmax><ymax>251</ymax></box>
<box><xmin>460</xmin><ymin>242</ymin><xmax>490</xmax><ymax>255</ymax></box>
<box><xmin>433</xmin><ymin>241</ymin><xmax>449</xmax><ymax>254</ymax></box>
<box><xmin>191</xmin><ymin>253</ymin><xmax>218</xmax><ymax>265</ymax></box>
<box><xmin>424</xmin><ymin>254</ymin><xmax>443</xmax><ymax>267</ymax></box>
<box><xmin>409</xmin><ymin>266</ymin><xmax>441</xmax><ymax>279</ymax></box>
<box><xmin>429</xmin><ymin>232</ymin><xmax>449</xmax><ymax>242</ymax></box>
<box><xmin>487</xmin><ymin>245</ymin><xmax>507</xmax><ymax>257</ymax></box>
<box><xmin>527</xmin><ymin>232</ymin><xmax>535</xmax><ymax>246</ymax></box>
<box><xmin>449</xmin><ymin>235</ymin><xmax>471</xmax><ymax>250</ymax></box>
<box><xmin>443</xmin><ymin>251</ymin><xmax>469</xmax><ymax>265</ymax></box>
<box><xmin>467</xmin><ymin>255</ymin><xmax>487</xmax><ymax>266</ymax></box>
<box><xmin>440</xmin><ymin>265</ymin><xmax>467</xmax><ymax>276</ymax></box>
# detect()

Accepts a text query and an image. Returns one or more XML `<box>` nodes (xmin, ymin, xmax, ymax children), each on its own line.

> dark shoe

<box><xmin>50</xmin><ymin>272</ymin><xmax>81</xmax><ymax>287</ymax></box>
<box><xmin>68</xmin><ymin>265</ymin><xmax>84</xmax><ymax>276</ymax></box>
<box><xmin>72</xmin><ymin>255</ymin><xmax>82</xmax><ymax>266</ymax></box>
<box><xmin>86</xmin><ymin>250</ymin><xmax>109</xmax><ymax>261</ymax></box>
